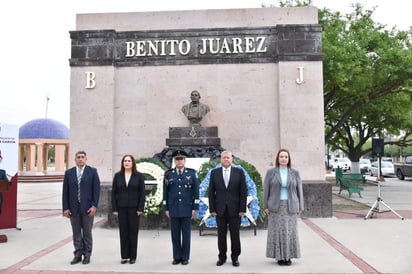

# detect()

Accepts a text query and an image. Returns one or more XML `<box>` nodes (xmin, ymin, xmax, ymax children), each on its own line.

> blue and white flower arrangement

<box><xmin>196</xmin><ymin>163</ymin><xmax>260</xmax><ymax>228</ymax></box>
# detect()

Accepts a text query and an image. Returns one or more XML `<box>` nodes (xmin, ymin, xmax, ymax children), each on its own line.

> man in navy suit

<box><xmin>209</xmin><ymin>150</ymin><xmax>247</xmax><ymax>267</ymax></box>
<box><xmin>63</xmin><ymin>151</ymin><xmax>100</xmax><ymax>265</ymax></box>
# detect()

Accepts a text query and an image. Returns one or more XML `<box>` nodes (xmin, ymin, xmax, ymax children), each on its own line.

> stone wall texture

<box><xmin>70</xmin><ymin>7</ymin><xmax>331</xmax><ymax>218</ymax></box>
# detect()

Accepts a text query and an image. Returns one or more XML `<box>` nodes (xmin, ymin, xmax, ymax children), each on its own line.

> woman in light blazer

<box><xmin>263</xmin><ymin>148</ymin><xmax>304</xmax><ymax>266</ymax></box>
<box><xmin>112</xmin><ymin>154</ymin><xmax>146</xmax><ymax>264</ymax></box>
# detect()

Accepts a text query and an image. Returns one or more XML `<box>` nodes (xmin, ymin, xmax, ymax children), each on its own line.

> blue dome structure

<box><xmin>19</xmin><ymin>118</ymin><xmax>69</xmax><ymax>139</ymax></box>
<box><xmin>18</xmin><ymin>118</ymin><xmax>70</xmax><ymax>175</ymax></box>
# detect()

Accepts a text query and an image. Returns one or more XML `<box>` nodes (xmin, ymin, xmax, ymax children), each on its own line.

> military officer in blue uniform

<box><xmin>163</xmin><ymin>150</ymin><xmax>200</xmax><ymax>266</ymax></box>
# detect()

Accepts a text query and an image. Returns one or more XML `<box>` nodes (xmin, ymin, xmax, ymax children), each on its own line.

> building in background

<box><xmin>18</xmin><ymin>118</ymin><xmax>69</xmax><ymax>174</ymax></box>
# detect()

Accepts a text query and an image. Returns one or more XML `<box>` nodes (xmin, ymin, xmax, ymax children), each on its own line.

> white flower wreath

<box><xmin>136</xmin><ymin>162</ymin><xmax>165</xmax><ymax>215</ymax></box>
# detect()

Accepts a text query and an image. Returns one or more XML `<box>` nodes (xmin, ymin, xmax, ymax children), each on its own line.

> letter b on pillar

<box><xmin>85</xmin><ymin>71</ymin><xmax>96</xmax><ymax>89</ymax></box>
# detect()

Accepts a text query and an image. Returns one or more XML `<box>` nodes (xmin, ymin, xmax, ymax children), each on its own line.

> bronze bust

<box><xmin>181</xmin><ymin>90</ymin><xmax>210</xmax><ymax>126</ymax></box>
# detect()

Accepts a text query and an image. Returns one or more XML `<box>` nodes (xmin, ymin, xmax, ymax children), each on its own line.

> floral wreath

<box><xmin>196</xmin><ymin>163</ymin><xmax>260</xmax><ymax>227</ymax></box>
<box><xmin>136</xmin><ymin>162</ymin><xmax>165</xmax><ymax>215</ymax></box>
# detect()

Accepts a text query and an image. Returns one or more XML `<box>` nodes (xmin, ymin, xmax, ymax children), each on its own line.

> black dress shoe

<box><xmin>172</xmin><ymin>260</ymin><xmax>180</xmax><ymax>265</ymax></box>
<box><xmin>121</xmin><ymin>259</ymin><xmax>128</xmax><ymax>264</ymax></box>
<box><xmin>216</xmin><ymin>259</ymin><xmax>226</xmax><ymax>266</ymax></box>
<box><xmin>82</xmin><ymin>256</ymin><xmax>90</xmax><ymax>264</ymax></box>
<box><xmin>277</xmin><ymin>259</ymin><xmax>285</xmax><ymax>265</ymax></box>
<box><xmin>285</xmin><ymin>259</ymin><xmax>292</xmax><ymax>265</ymax></box>
<box><xmin>181</xmin><ymin>260</ymin><xmax>189</xmax><ymax>265</ymax></box>
<box><xmin>232</xmin><ymin>260</ymin><xmax>240</xmax><ymax>267</ymax></box>
<box><xmin>129</xmin><ymin>259</ymin><xmax>136</xmax><ymax>264</ymax></box>
<box><xmin>70</xmin><ymin>256</ymin><xmax>82</xmax><ymax>265</ymax></box>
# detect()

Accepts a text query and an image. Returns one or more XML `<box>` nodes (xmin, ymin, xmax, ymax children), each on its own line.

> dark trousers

<box><xmin>216</xmin><ymin>207</ymin><xmax>241</xmax><ymax>261</ymax></box>
<box><xmin>70</xmin><ymin>209</ymin><xmax>94</xmax><ymax>257</ymax></box>
<box><xmin>118</xmin><ymin>207</ymin><xmax>140</xmax><ymax>260</ymax></box>
<box><xmin>170</xmin><ymin>216</ymin><xmax>192</xmax><ymax>261</ymax></box>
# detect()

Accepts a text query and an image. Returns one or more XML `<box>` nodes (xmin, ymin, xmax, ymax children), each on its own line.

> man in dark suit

<box><xmin>62</xmin><ymin>151</ymin><xmax>100</xmax><ymax>265</ymax></box>
<box><xmin>209</xmin><ymin>150</ymin><xmax>247</xmax><ymax>267</ymax></box>
<box><xmin>163</xmin><ymin>150</ymin><xmax>200</xmax><ymax>266</ymax></box>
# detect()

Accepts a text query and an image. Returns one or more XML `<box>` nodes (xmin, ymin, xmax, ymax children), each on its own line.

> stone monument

<box><xmin>70</xmin><ymin>8</ymin><xmax>331</xmax><ymax>218</ymax></box>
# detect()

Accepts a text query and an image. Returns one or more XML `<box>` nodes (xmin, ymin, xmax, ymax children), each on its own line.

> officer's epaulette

<box><xmin>164</xmin><ymin>169</ymin><xmax>173</xmax><ymax>176</ymax></box>
<box><xmin>185</xmin><ymin>167</ymin><xmax>195</xmax><ymax>172</ymax></box>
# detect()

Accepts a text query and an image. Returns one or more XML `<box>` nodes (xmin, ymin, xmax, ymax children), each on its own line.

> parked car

<box><xmin>369</xmin><ymin>161</ymin><xmax>395</xmax><ymax>177</ymax></box>
<box><xmin>359</xmin><ymin>158</ymin><xmax>371</xmax><ymax>174</ymax></box>
<box><xmin>382</xmin><ymin>157</ymin><xmax>393</xmax><ymax>163</ymax></box>
<box><xmin>393</xmin><ymin>156</ymin><xmax>412</xmax><ymax>180</ymax></box>
<box><xmin>332</xmin><ymin>158</ymin><xmax>351</xmax><ymax>171</ymax></box>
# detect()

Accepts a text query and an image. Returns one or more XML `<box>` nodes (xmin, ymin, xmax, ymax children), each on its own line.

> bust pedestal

<box><xmin>166</xmin><ymin>126</ymin><xmax>221</xmax><ymax>147</ymax></box>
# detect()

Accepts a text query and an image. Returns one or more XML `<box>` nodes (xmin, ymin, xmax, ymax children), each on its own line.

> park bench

<box><xmin>335</xmin><ymin>168</ymin><xmax>366</xmax><ymax>198</ymax></box>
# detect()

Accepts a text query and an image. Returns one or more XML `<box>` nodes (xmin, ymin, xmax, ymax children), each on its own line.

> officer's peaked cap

<box><xmin>172</xmin><ymin>150</ymin><xmax>188</xmax><ymax>158</ymax></box>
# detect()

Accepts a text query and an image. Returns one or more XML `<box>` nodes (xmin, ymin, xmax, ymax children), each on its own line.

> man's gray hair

<box><xmin>221</xmin><ymin>150</ymin><xmax>232</xmax><ymax>158</ymax></box>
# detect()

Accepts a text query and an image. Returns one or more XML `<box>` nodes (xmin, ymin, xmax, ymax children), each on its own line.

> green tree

<box><xmin>321</xmin><ymin>4</ymin><xmax>412</xmax><ymax>164</ymax></box>
<box><xmin>265</xmin><ymin>0</ymin><xmax>312</xmax><ymax>7</ymax></box>
<box><xmin>271</xmin><ymin>2</ymin><xmax>412</xmax><ymax>166</ymax></box>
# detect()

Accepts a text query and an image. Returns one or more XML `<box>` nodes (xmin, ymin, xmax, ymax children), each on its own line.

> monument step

<box><xmin>166</xmin><ymin>137</ymin><xmax>221</xmax><ymax>146</ymax></box>
<box><xmin>18</xmin><ymin>175</ymin><xmax>64</xmax><ymax>183</ymax></box>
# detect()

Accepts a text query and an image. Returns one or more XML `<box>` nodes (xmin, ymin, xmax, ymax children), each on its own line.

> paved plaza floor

<box><xmin>1</xmin><ymin>175</ymin><xmax>412</xmax><ymax>273</ymax></box>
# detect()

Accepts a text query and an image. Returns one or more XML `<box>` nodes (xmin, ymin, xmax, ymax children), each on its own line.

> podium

<box><xmin>0</xmin><ymin>179</ymin><xmax>10</xmax><ymax>192</ymax></box>
<box><xmin>0</xmin><ymin>175</ymin><xmax>18</xmax><ymax>243</ymax></box>
<box><xmin>0</xmin><ymin>179</ymin><xmax>10</xmax><ymax>243</ymax></box>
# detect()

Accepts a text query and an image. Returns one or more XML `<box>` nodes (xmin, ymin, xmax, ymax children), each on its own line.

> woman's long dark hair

<box><xmin>119</xmin><ymin>154</ymin><xmax>138</xmax><ymax>174</ymax></box>
<box><xmin>275</xmin><ymin>148</ymin><xmax>291</xmax><ymax>168</ymax></box>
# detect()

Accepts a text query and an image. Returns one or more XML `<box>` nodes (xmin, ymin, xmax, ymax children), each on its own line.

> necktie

<box><xmin>77</xmin><ymin>168</ymin><xmax>83</xmax><ymax>202</ymax></box>
<box><xmin>224</xmin><ymin>169</ymin><xmax>229</xmax><ymax>188</ymax></box>
<box><xmin>178</xmin><ymin>169</ymin><xmax>182</xmax><ymax>176</ymax></box>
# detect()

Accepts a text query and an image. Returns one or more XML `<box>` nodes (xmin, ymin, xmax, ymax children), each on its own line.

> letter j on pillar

<box><xmin>296</xmin><ymin>66</ymin><xmax>304</xmax><ymax>85</ymax></box>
